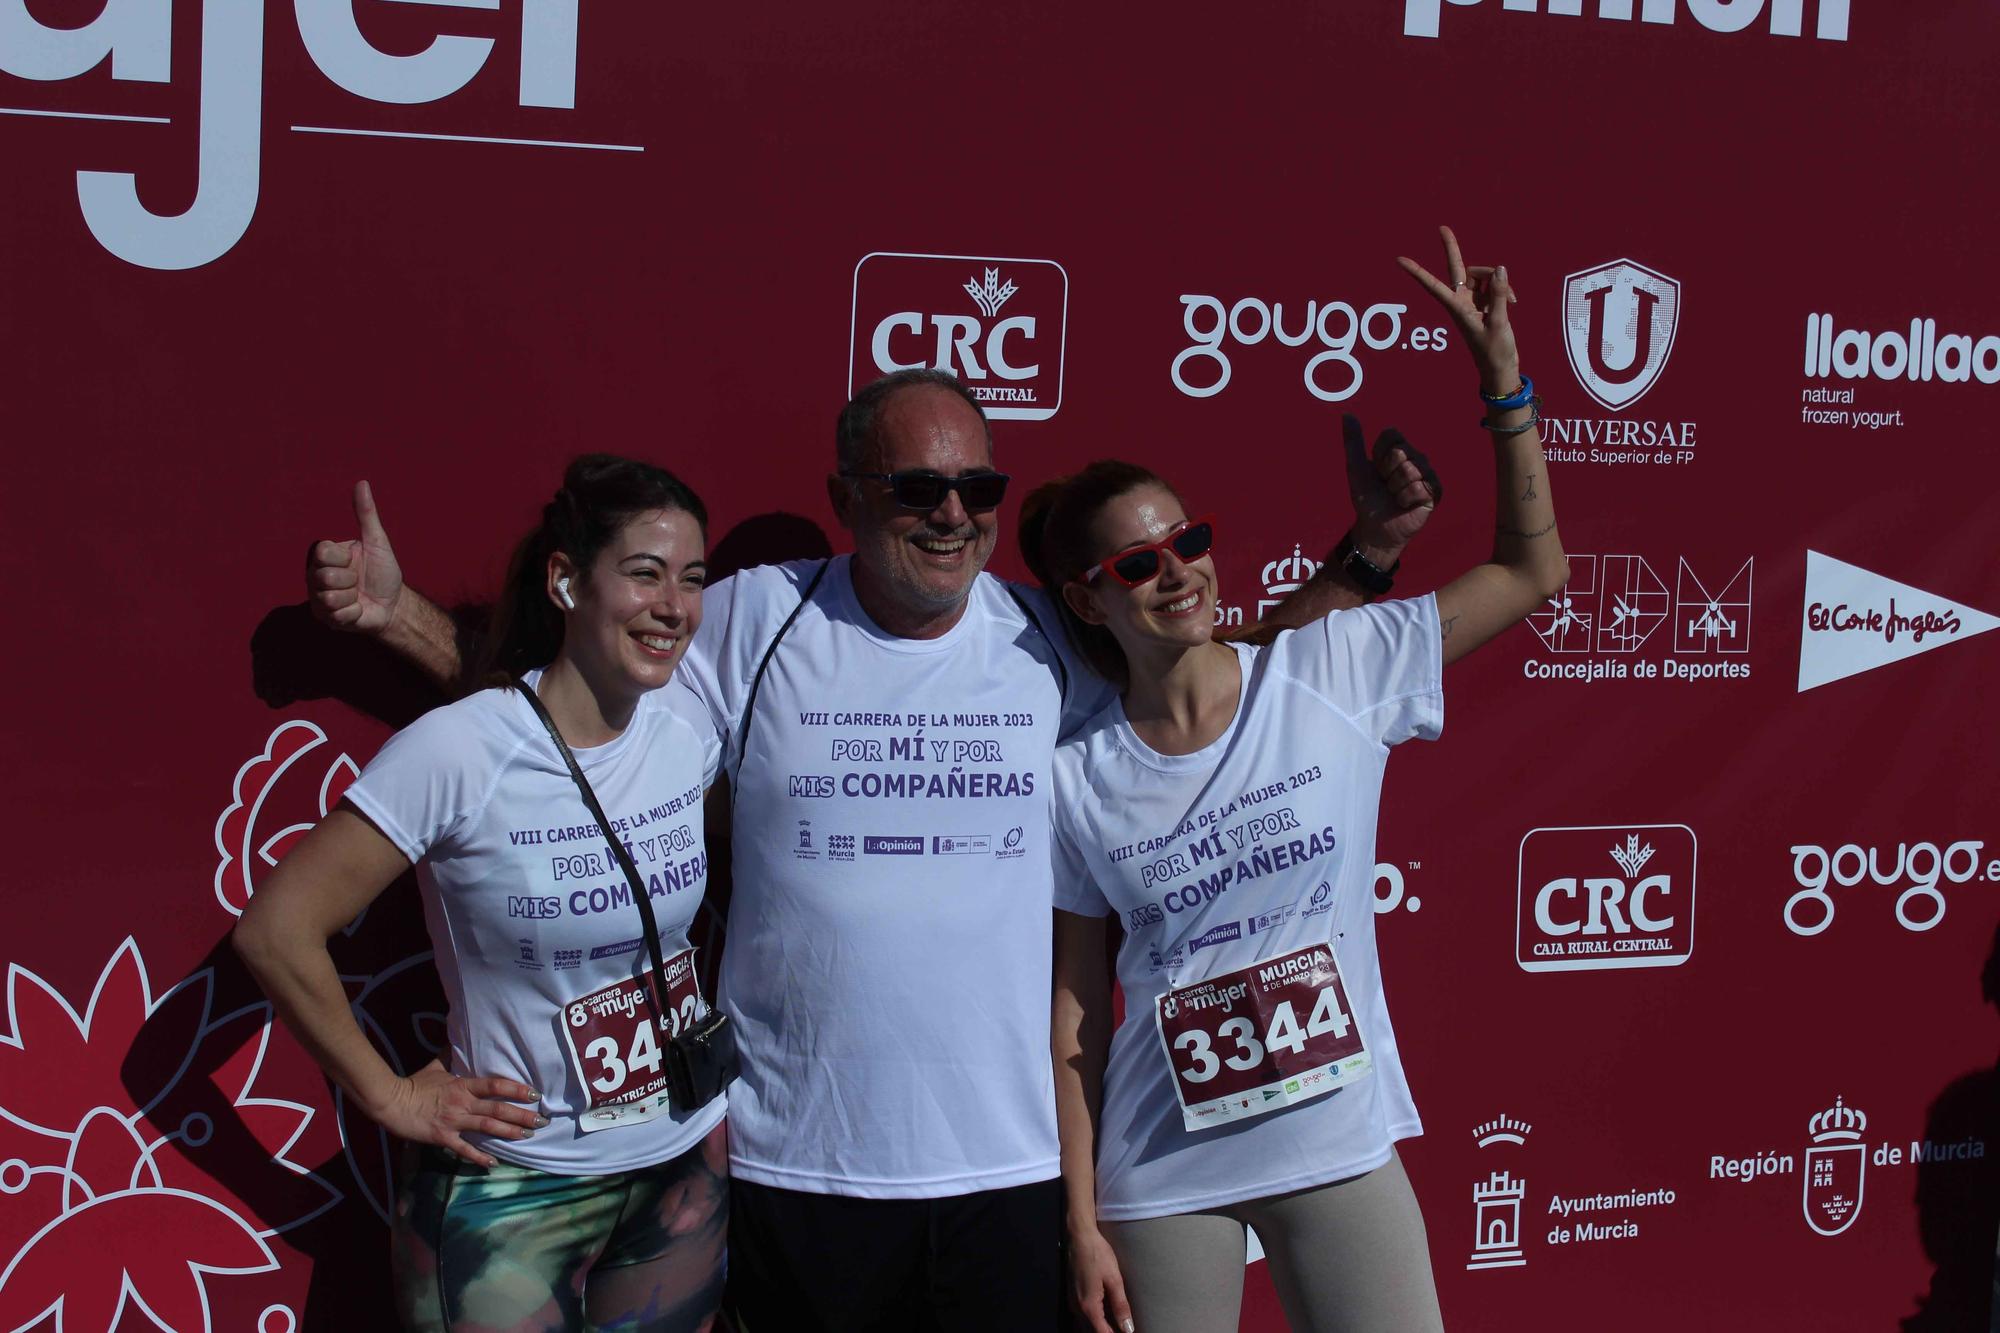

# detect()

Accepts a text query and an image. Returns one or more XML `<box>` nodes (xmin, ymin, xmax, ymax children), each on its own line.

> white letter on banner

<box><xmin>0</xmin><ymin>0</ymin><xmax>168</xmax><ymax>81</ymax></box>
<box><xmin>1536</xmin><ymin>878</ymin><xmax>1581</xmax><ymax>936</ymax></box>
<box><xmin>520</xmin><ymin>0</ymin><xmax>579</xmax><ymax>108</ymax></box>
<box><xmin>987</xmin><ymin>318</ymin><xmax>1038</xmax><ymax>380</ymax></box>
<box><xmin>76</xmin><ymin>0</ymin><xmax>262</xmax><ymax>271</ymax></box>
<box><xmin>872</xmin><ymin>313</ymin><xmax>926</xmax><ymax>374</ymax></box>
<box><xmin>296</xmin><ymin>0</ymin><xmax>496</xmax><ymax>104</ymax></box>
<box><xmin>1768</xmin><ymin>0</ymin><xmax>1848</xmax><ymax>39</ymax></box>
<box><xmin>1685</xmin><ymin>0</ymin><xmax>1765</xmax><ymax>33</ymax></box>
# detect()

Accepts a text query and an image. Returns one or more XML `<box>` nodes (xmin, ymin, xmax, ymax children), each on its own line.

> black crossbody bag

<box><xmin>515</xmin><ymin>679</ymin><xmax>738</xmax><ymax>1111</ymax></box>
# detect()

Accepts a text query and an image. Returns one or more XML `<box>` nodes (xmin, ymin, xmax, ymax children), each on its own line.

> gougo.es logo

<box><xmin>1786</xmin><ymin>839</ymin><xmax>1996</xmax><ymax>936</ymax></box>
<box><xmin>1170</xmin><ymin>294</ymin><xmax>1450</xmax><ymax>403</ymax></box>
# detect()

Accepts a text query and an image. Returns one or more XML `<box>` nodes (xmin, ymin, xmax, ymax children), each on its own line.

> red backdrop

<box><xmin>4</xmin><ymin>2</ymin><xmax>1997</xmax><ymax>1328</ymax></box>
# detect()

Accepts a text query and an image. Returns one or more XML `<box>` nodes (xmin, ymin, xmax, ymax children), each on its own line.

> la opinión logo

<box><xmin>1405</xmin><ymin>0</ymin><xmax>1850</xmax><ymax>42</ymax></box>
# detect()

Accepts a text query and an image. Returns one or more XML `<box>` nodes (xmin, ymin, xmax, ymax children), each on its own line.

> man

<box><xmin>307</xmin><ymin>369</ymin><xmax>1436</xmax><ymax>1328</ymax></box>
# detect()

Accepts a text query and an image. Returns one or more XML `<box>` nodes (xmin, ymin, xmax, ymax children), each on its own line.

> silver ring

<box><xmin>1452</xmin><ymin>278</ymin><xmax>1466</xmax><ymax>290</ymax></box>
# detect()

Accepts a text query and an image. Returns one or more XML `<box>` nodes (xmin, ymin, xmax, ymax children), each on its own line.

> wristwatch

<box><xmin>1333</xmin><ymin>532</ymin><xmax>1398</xmax><ymax>598</ymax></box>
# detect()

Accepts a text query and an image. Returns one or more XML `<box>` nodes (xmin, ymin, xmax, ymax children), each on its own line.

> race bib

<box><xmin>559</xmin><ymin>947</ymin><xmax>704</xmax><ymax>1134</ymax></box>
<box><xmin>1155</xmin><ymin>943</ymin><xmax>1371</xmax><ymax>1132</ymax></box>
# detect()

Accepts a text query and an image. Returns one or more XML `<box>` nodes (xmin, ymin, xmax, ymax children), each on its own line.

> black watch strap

<box><xmin>1333</xmin><ymin>533</ymin><xmax>1398</xmax><ymax>597</ymax></box>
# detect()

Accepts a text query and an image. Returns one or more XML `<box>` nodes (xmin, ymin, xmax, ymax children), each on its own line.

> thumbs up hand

<box><xmin>307</xmin><ymin>480</ymin><xmax>404</xmax><ymax>636</ymax></box>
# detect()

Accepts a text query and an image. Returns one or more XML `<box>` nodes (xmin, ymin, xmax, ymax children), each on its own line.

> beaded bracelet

<box><xmin>1481</xmin><ymin>396</ymin><xmax>1543</xmax><ymax>436</ymax></box>
<box><xmin>1480</xmin><ymin>374</ymin><xmax>1535</xmax><ymax>412</ymax></box>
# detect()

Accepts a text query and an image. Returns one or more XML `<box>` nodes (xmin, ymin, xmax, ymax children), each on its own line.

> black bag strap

<box><xmin>1004</xmin><ymin>583</ymin><xmax>1070</xmax><ymax>714</ymax></box>
<box><xmin>514</xmin><ymin>679</ymin><xmax>676</xmax><ymax>1027</ymax></box>
<box><xmin>731</xmin><ymin>559</ymin><xmax>831</xmax><ymax>806</ymax></box>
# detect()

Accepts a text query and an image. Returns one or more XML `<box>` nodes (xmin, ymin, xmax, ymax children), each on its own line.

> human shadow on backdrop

<box><xmin>118</xmin><ymin>512</ymin><xmax>831</xmax><ymax>1328</ymax></box>
<box><xmin>1902</xmin><ymin>917</ymin><xmax>2000</xmax><ymax>1333</ymax></box>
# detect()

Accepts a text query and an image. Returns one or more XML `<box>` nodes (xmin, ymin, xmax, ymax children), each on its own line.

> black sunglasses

<box><xmin>1085</xmin><ymin>518</ymin><xmax>1217</xmax><ymax>587</ymax></box>
<box><xmin>841</xmin><ymin>469</ymin><xmax>1011</xmax><ymax>512</ymax></box>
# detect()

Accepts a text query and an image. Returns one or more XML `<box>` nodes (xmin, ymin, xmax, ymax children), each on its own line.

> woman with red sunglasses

<box><xmin>1027</xmin><ymin>228</ymin><xmax>1568</xmax><ymax>1333</ymax></box>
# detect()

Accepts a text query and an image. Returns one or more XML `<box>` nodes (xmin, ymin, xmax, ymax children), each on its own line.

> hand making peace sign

<box><xmin>1398</xmin><ymin>225</ymin><xmax>1521</xmax><ymax>397</ymax></box>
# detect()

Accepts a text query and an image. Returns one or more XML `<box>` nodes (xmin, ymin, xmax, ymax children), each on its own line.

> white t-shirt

<box><xmin>1051</xmin><ymin>598</ymin><xmax>1443</xmax><ymax>1221</ymax></box>
<box><xmin>343</xmin><ymin>671</ymin><xmax>725</xmax><ymax>1175</ymax></box>
<box><xmin>678</xmin><ymin>556</ymin><xmax>1107</xmax><ymax>1197</ymax></box>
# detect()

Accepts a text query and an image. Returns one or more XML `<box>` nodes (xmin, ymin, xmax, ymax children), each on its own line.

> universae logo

<box><xmin>1</xmin><ymin>0</ymin><xmax>608</xmax><ymax>271</ymax></box>
<box><xmin>1561</xmin><ymin>260</ymin><xmax>1681</xmax><ymax>413</ymax></box>
<box><xmin>850</xmin><ymin>252</ymin><xmax>1068</xmax><ymax>421</ymax></box>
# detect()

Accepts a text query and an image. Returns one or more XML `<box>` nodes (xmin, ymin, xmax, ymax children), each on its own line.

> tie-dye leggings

<box><xmin>391</xmin><ymin>1122</ymin><xmax>728</xmax><ymax>1332</ymax></box>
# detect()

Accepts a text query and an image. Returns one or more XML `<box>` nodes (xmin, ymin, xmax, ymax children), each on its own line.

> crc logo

<box><xmin>2</xmin><ymin>0</ymin><xmax>597</xmax><ymax>270</ymax></box>
<box><xmin>850</xmin><ymin>253</ymin><xmax>1068</xmax><ymax>420</ymax></box>
<box><xmin>1561</xmin><ymin>260</ymin><xmax>1682</xmax><ymax>411</ymax></box>
<box><xmin>1517</xmin><ymin>825</ymin><xmax>1696</xmax><ymax>972</ymax></box>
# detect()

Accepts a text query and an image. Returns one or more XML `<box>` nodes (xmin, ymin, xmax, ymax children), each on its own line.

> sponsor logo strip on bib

<box><xmin>1155</xmin><ymin>943</ymin><xmax>1370</xmax><ymax>1132</ymax></box>
<box><xmin>559</xmin><ymin>947</ymin><xmax>703</xmax><ymax>1133</ymax></box>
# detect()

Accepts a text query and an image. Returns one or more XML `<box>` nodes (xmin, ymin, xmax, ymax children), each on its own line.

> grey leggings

<box><xmin>1100</xmin><ymin>1151</ymin><xmax>1444</xmax><ymax>1333</ymax></box>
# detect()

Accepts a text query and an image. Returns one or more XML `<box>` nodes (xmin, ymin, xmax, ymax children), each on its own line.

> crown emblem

<box><xmin>1808</xmin><ymin>1095</ymin><xmax>1866</xmax><ymax>1143</ymax></box>
<box><xmin>1608</xmin><ymin>835</ymin><xmax>1656</xmax><ymax>878</ymax></box>
<box><xmin>1262</xmin><ymin>544</ymin><xmax>1321</xmax><ymax>596</ymax></box>
<box><xmin>1472</xmin><ymin>1114</ymin><xmax>1532</xmax><ymax>1148</ymax></box>
<box><xmin>964</xmin><ymin>267</ymin><xmax>1018</xmax><ymax>318</ymax></box>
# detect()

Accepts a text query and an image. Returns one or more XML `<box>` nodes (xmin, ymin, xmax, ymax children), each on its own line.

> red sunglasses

<box><xmin>1083</xmin><ymin>518</ymin><xmax>1217</xmax><ymax>587</ymax></box>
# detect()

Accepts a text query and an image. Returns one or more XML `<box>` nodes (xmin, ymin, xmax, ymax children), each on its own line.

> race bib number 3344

<box><xmin>560</xmin><ymin>948</ymin><xmax>702</xmax><ymax>1133</ymax></box>
<box><xmin>1155</xmin><ymin>944</ymin><xmax>1370</xmax><ymax>1132</ymax></box>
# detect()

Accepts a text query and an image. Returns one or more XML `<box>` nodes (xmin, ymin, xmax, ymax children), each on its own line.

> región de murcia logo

<box><xmin>1707</xmin><ymin>1094</ymin><xmax>1985</xmax><ymax>1238</ymax></box>
<box><xmin>1802</xmin><ymin>1096</ymin><xmax>1867</xmax><ymax>1237</ymax></box>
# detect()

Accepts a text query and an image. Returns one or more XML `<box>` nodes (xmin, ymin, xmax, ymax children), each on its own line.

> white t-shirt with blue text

<box><xmin>344</xmin><ymin>671</ymin><xmax>724</xmax><ymax>1175</ymax></box>
<box><xmin>678</xmin><ymin>556</ymin><xmax>1107</xmax><ymax>1198</ymax></box>
<box><xmin>1051</xmin><ymin>598</ymin><xmax>1442</xmax><ymax>1220</ymax></box>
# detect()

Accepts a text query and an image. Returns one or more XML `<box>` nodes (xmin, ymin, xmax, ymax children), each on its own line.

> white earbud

<box><xmin>555</xmin><ymin>577</ymin><xmax>575</xmax><ymax>610</ymax></box>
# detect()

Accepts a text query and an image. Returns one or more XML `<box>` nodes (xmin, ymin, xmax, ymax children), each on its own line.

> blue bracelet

<box><xmin>1480</xmin><ymin>374</ymin><xmax>1535</xmax><ymax>411</ymax></box>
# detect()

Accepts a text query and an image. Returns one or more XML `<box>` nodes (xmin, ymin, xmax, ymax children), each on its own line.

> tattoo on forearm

<box><xmin>1440</xmin><ymin>614</ymin><xmax>1459</xmax><ymax>640</ymax></box>
<box><xmin>1521</xmin><ymin>474</ymin><xmax>1538</xmax><ymax>501</ymax></box>
<box><xmin>1497</xmin><ymin>519</ymin><xmax>1558</xmax><ymax>540</ymax></box>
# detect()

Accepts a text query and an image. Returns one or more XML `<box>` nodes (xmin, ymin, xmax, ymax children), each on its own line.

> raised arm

<box><xmin>1398</xmin><ymin>227</ymin><xmax>1568</xmax><ymax>666</ymax></box>
<box><xmin>232</xmin><ymin>808</ymin><xmax>542</xmax><ymax>1166</ymax></box>
<box><xmin>1053</xmin><ymin>909</ymin><xmax>1133</xmax><ymax>1333</ymax></box>
<box><xmin>307</xmin><ymin>480</ymin><xmax>466</xmax><ymax>689</ymax></box>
